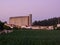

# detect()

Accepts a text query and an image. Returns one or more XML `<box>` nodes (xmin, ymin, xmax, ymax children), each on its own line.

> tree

<box><xmin>32</xmin><ymin>21</ymin><xmax>38</xmax><ymax>26</ymax></box>
<box><xmin>0</xmin><ymin>21</ymin><xmax>4</xmax><ymax>30</ymax></box>
<box><xmin>32</xmin><ymin>17</ymin><xmax>60</xmax><ymax>26</ymax></box>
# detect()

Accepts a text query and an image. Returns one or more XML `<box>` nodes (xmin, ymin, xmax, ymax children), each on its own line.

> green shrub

<box><xmin>13</xmin><ymin>27</ymin><xmax>19</xmax><ymax>30</ymax></box>
<box><xmin>0</xmin><ymin>21</ymin><xmax>4</xmax><ymax>30</ymax></box>
<box><xmin>3</xmin><ymin>25</ymin><xmax>11</xmax><ymax>30</ymax></box>
<box><xmin>57</xmin><ymin>27</ymin><xmax>60</xmax><ymax>30</ymax></box>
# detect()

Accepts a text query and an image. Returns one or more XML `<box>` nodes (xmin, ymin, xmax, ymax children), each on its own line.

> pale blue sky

<box><xmin>0</xmin><ymin>0</ymin><xmax>60</xmax><ymax>22</ymax></box>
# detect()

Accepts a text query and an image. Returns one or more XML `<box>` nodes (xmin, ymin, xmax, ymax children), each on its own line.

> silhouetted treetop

<box><xmin>32</xmin><ymin>17</ymin><xmax>60</xmax><ymax>26</ymax></box>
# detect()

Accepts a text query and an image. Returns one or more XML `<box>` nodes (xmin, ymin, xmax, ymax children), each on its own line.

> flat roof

<box><xmin>10</xmin><ymin>16</ymin><xmax>29</xmax><ymax>19</ymax></box>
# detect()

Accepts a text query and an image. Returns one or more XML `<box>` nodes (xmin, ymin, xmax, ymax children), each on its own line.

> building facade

<box><xmin>9</xmin><ymin>14</ymin><xmax>32</xmax><ymax>27</ymax></box>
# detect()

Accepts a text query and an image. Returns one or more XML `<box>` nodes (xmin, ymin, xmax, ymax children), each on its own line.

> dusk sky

<box><xmin>0</xmin><ymin>0</ymin><xmax>60</xmax><ymax>23</ymax></box>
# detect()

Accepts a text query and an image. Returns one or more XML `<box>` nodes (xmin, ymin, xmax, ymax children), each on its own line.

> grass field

<box><xmin>0</xmin><ymin>29</ymin><xmax>60</xmax><ymax>45</ymax></box>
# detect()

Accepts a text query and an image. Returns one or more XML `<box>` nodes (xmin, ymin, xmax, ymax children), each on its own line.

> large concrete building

<box><xmin>9</xmin><ymin>14</ymin><xmax>32</xmax><ymax>27</ymax></box>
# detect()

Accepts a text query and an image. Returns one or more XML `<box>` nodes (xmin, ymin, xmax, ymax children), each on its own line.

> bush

<box><xmin>3</xmin><ymin>25</ymin><xmax>11</xmax><ymax>30</ymax></box>
<box><xmin>57</xmin><ymin>27</ymin><xmax>60</xmax><ymax>30</ymax></box>
<box><xmin>13</xmin><ymin>27</ymin><xmax>19</xmax><ymax>30</ymax></box>
<box><xmin>0</xmin><ymin>21</ymin><xmax>4</xmax><ymax>30</ymax></box>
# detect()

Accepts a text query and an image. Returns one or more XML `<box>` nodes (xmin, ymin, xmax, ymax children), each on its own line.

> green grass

<box><xmin>0</xmin><ymin>30</ymin><xmax>60</xmax><ymax>45</ymax></box>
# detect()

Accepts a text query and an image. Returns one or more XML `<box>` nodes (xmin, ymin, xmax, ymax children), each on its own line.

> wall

<box><xmin>9</xmin><ymin>14</ymin><xmax>32</xmax><ymax>27</ymax></box>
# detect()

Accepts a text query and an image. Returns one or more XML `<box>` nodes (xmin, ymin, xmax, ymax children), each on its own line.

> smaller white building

<box><xmin>57</xmin><ymin>24</ymin><xmax>60</xmax><ymax>27</ymax></box>
<box><xmin>48</xmin><ymin>26</ymin><xmax>54</xmax><ymax>30</ymax></box>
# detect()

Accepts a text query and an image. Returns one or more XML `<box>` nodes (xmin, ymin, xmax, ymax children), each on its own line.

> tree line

<box><xmin>32</xmin><ymin>17</ymin><xmax>60</xmax><ymax>26</ymax></box>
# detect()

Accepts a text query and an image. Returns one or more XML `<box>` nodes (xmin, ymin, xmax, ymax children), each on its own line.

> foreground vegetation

<box><xmin>0</xmin><ymin>29</ymin><xmax>60</xmax><ymax>45</ymax></box>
